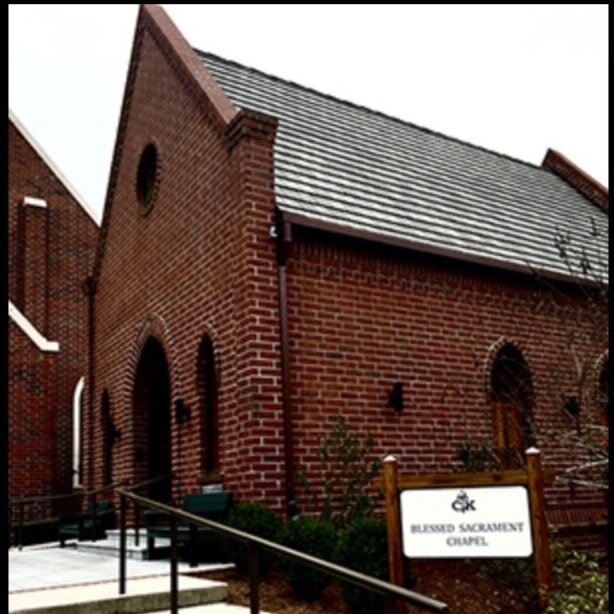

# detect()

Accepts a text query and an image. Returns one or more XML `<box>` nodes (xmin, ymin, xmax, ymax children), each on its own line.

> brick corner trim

<box><xmin>542</xmin><ymin>149</ymin><xmax>608</xmax><ymax>213</ymax></box>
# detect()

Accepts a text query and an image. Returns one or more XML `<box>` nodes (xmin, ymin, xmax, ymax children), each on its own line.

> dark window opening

<box><xmin>197</xmin><ymin>335</ymin><xmax>219</xmax><ymax>474</ymax></box>
<box><xmin>564</xmin><ymin>396</ymin><xmax>580</xmax><ymax>422</ymax></box>
<box><xmin>136</xmin><ymin>143</ymin><xmax>158</xmax><ymax>210</ymax></box>
<box><xmin>101</xmin><ymin>390</ymin><xmax>113</xmax><ymax>486</ymax></box>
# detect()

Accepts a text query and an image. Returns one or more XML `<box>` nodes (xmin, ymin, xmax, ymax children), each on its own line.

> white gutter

<box><xmin>73</xmin><ymin>377</ymin><xmax>85</xmax><ymax>488</ymax></box>
<box><xmin>8</xmin><ymin>300</ymin><xmax>60</xmax><ymax>352</ymax></box>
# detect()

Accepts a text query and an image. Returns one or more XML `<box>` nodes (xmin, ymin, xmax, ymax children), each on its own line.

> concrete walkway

<box><xmin>9</xmin><ymin>541</ymin><xmax>231</xmax><ymax>592</ymax></box>
<box><xmin>9</xmin><ymin>542</ymin><xmax>271</xmax><ymax>613</ymax></box>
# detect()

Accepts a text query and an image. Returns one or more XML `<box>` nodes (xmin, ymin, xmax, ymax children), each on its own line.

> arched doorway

<box><xmin>133</xmin><ymin>337</ymin><xmax>172</xmax><ymax>502</ymax></box>
<box><xmin>490</xmin><ymin>344</ymin><xmax>535</xmax><ymax>468</ymax></box>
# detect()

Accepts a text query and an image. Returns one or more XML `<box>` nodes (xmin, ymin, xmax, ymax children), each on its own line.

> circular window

<box><xmin>136</xmin><ymin>143</ymin><xmax>158</xmax><ymax>212</ymax></box>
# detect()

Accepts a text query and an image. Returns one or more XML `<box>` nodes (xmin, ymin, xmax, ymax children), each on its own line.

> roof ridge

<box><xmin>195</xmin><ymin>48</ymin><xmax>545</xmax><ymax>174</ymax></box>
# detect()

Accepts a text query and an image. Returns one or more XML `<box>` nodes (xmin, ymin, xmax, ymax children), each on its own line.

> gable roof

<box><xmin>198</xmin><ymin>51</ymin><xmax>608</xmax><ymax>283</ymax></box>
<box><xmin>9</xmin><ymin>110</ymin><xmax>100</xmax><ymax>226</ymax></box>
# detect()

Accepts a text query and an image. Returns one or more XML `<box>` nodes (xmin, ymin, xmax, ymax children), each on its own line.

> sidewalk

<box><xmin>8</xmin><ymin>542</ymin><xmax>271</xmax><ymax>613</ymax></box>
<box><xmin>9</xmin><ymin>541</ymin><xmax>230</xmax><ymax>592</ymax></box>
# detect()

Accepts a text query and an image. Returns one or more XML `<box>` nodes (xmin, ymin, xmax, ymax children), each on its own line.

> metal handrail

<box><xmin>9</xmin><ymin>472</ymin><xmax>172</xmax><ymax>509</ymax></box>
<box><xmin>8</xmin><ymin>480</ymin><xmax>124</xmax><ymax>550</ymax></box>
<box><xmin>8</xmin><ymin>473</ymin><xmax>174</xmax><ymax>550</ymax></box>
<box><xmin>125</xmin><ymin>472</ymin><xmax>174</xmax><ymax>493</ymax></box>
<box><xmin>122</xmin><ymin>472</ymin><xmax>174</xmax><ymax>547</ymax></box>
<box><xmin>9</xmin><ymin>480</ymin><xmax>124</xmax><ymax>506</ymax></box>
<box><xmin>116</xmin><ymin>488</ymin><xmax>448</xmax><ymax>613</ymax></box>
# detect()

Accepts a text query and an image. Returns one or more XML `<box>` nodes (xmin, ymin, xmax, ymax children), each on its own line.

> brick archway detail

<box><xmin>482</xmin><ymin>336</ymin><xmax>531</xmax><ymax>400</ymax></box>
<box><xmin>591</xmin><ymin>349</ymin><xmax>608</xmax><ymax>393</ymax></box>
<box><xmin>124</xmin><ymin>313</ymin><xmax>180</xmax><ymax>407</ymax></box>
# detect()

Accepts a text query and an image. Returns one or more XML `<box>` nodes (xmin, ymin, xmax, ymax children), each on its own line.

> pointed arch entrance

<box><xmin>133</xmin><ymin>337</ymin><xmax>172</xmax><ymax>502</ymax></box>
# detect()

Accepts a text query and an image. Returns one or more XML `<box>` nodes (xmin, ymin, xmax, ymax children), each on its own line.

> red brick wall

<box><xmin>88</xmin><ymin>17</ymin><xmax>287</xmax><ymax>512</ymax></box>
<box><xmin>8</xmin><ymin>119</ymin><xmax>99</xmax><ymax>510</ymax></box>
<box><xmin>88</xmin><ymin>6</ymin><xmax>606</xmax><ymax>554</ymax></box>
<box><xmin>8</xmin><ymin>325</ymin><xmax>57</xmax><ymax>520</ymax></box>
<box><xmin>285</xmin><ymin>230</ymin><xmax>607</xmax><ymax>525</ymax></box>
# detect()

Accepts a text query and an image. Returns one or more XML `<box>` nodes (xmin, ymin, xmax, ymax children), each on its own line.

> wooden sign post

<box><xmin>381</xmin><ymin>449</ymin><xmax>553</xmax><ymax>612</ymax></box>
<box><xmin>383</xmin><ymin>456</ymin><xmax>406</xmax><ymax>614</ymax></box>
<box><xmin>525</xmin><ymin>448</ymin><xmax>553</xmax><ymax>610</ymax></box>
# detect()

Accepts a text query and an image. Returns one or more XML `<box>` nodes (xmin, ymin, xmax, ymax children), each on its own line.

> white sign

<box><xmin>400</xmin><ymin>486</ymin><xmax>532</xmax><ymax>558</ymax></box>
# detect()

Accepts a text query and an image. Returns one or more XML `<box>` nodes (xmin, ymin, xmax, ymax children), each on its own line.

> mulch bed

<box><xmin>198</xmin><ymin>559</ymin><xmax>540</xmax><ymax>613</ymax></box>
<box><xmin>200</xmin><ymin>567</ymin><xmax>346</xmax><ymax>613</ymax></box>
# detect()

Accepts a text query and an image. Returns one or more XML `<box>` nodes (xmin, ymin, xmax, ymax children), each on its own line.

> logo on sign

<box><xmin>451</xmin><ymin>490</ymin><xmax>476</xmax><ymax>513</ymax></box>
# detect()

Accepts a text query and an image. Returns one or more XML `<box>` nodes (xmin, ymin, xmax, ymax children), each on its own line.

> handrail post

<box><xmin>383</xmin><ymin>455</ymin><xmax>405</xmax><ymax>614</ymax></box>
<box><xmin>91</xmin><ymin>491</ymin><xmax>98</xmax><ymax>542</ymax></box>
<box><xmin>385</xmin><ymin>594</ymin><xmax>397</xmax><ymax>614</ymax></box>
<box><xmin>170</xmin><ymin>516</ymin><xmax>179</xmax><ymax>614</ymax></box>
<box><xmin>134</xmin><ymin>502</ymin><xmax>140</xmax><ymax>547</ymax></box>
<box><xmin>119</xmin><ymin>493</ymin><xmax>126</xmax><ymax>595</ymax></box>
<box><xmin>248</xmin><ymin>542</ymin><xmax>260</xmax><ymax>614</ymax></box>
<box><xmin>18</xmin><ymin>500</ymin><xmax>24</xmax><ymax>551</ymax></box>
<box><xmin>8</xmin><ymin>501</ymin><xmax>12</xmax><ymax>549</ymax></box>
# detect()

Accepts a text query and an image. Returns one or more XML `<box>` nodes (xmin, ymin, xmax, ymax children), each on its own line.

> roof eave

<box><xmin>9</xmin><ymin>109</ymin><xmax>100</xmax><ymax>226</ymax></box>
<box><xmin>280</xmin><ymin>210</ymin><xmax>606</xmax><ymax>287</ymax></box>
<box><xmin>8</xmin><ymin>300</ymin><xmax>60</xmax><ymax>353</ymax></box>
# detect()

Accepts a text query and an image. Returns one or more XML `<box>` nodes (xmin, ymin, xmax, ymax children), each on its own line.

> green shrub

<box><xmin>223</xmin><ymin>501</ymin><xmax>281</xmax><ymax>575</ymax></box>
<box><xmin>335</xmin><ymin>517</ymin><xmax>392</xmax><ymax>614</ymax></box>
<box><xmin>279</xmin><ymin>515</ymin><xmax>337</xmax><ymax>601</ymax></box>
<box><xmin>455</xmin><ymin>439</ymin><xmax>499</xmax><ymax>472</ymax></box>
<box><xmin>478</xmin><ymin>557</ymin><xmax>538</xmax><ymax>604</ymax></box>
<box><xmin>314</xmin><ymin>415</ymin><xmax>381</xmax><ymax>528</ymax></box>
<box><xmin>546</xmin><ymin>540</ymin><xmax>608</xmax><ymax>613</ymax></box>
<box><xmin>478</xmin><ymin>539</ymin><xmax>608</xmax><ymax>614</ymax></box>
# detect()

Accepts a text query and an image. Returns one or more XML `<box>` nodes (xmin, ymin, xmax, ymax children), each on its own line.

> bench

<box><xmin>58</xmin><ymin>500</ymin><xmax>114</xmax><ymax>546</ymax></box>
<box><xmin>146</xmin><ymin>492</ymin><xmax>232</xmax><ymax>566</ymax></box>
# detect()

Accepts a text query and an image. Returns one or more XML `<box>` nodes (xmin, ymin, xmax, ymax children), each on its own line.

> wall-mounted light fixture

<box><xmin>564</xmin><ymin>396</ymin><xmax>581</xmax><ymax>434</ymax></box>
<box><xmin>387</xmin><ymin>382</ymin><xmax>404</xmax><ymax>412</ymax></box>
<box><xmin>175</xmin><ymin>398</ymin><xmax>192</xmax><ymax>424</ymax></box>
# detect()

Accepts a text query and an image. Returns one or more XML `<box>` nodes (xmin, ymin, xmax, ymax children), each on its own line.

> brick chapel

<box><xmin>69</xmin><ymin>5</ymin><xmax>608</xmax><ymax>550</ymax></box>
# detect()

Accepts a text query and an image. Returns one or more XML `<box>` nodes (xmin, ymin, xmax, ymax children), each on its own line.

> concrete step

<box><xmin>105</xmin><ymin>529</ymin><xmax>171</xmax><ymax>547</ymax></box>
<box><xmin>75</xmin><ymin>538</ymin><xmax>157</xmax><ymax>560</ymax></box>
<box><xmin>9</xmin><ymin>575</ymin><xmax>228</xmax><ymax>614</ymax></box>
<box><xmin>76</xmin><ymin>529</ymin><xmax>170</xmax><ymax>560</ymax></box>
<box><xmin>143</xmin><ymin>605</ymin><xmax>274</xmax><ymax>613</ymax></box>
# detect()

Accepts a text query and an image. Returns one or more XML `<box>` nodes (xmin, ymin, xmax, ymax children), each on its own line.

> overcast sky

<box><xmin>9</xmin><ymin>4</ymin><xmax>608</xmax><ymax>224</ymax></box>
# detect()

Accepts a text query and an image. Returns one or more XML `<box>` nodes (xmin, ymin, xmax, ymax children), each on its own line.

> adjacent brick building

<box><xmin>8</xmin><ymin>111</ymin><xmax>99</xmax><ymax>518</ymax></box>
<box><xmin>87</xmin><ymin>5</ymin><xmax>608</xmax><ymax>550</ymax></box>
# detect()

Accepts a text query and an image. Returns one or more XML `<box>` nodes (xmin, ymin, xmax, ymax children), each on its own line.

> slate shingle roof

<box><xmin>198</xmin><ymin>50</ymin><xmax>608</xmax><ymax>282</ymax></box>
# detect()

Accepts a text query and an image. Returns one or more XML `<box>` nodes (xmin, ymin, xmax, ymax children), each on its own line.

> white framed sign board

<box><xmin>400</xmin><ymin>485</ymin><xmax>533</xmax><ymax>558</ymax></box>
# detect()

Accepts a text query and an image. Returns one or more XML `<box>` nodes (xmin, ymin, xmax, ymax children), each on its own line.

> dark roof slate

<box><xmin>198</xmin><ymin>50</ymin><xmax>608</xmax><ymax>282</ymax></box>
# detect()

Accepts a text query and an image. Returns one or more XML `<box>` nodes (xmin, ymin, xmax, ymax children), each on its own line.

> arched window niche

<box><xmin>197</xmin><ymin>335</ymin><xmax>219</xmax><ymax>476</ymax></box>
<box><xmin>101</xmin><ymin>389</ymin><xmax>113</xmax><ymax>486</ymax></box>
<box><xmin>490</xmin><ymin>343</ymin><xmax>536</xmax><ymax>469</ymax></box>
